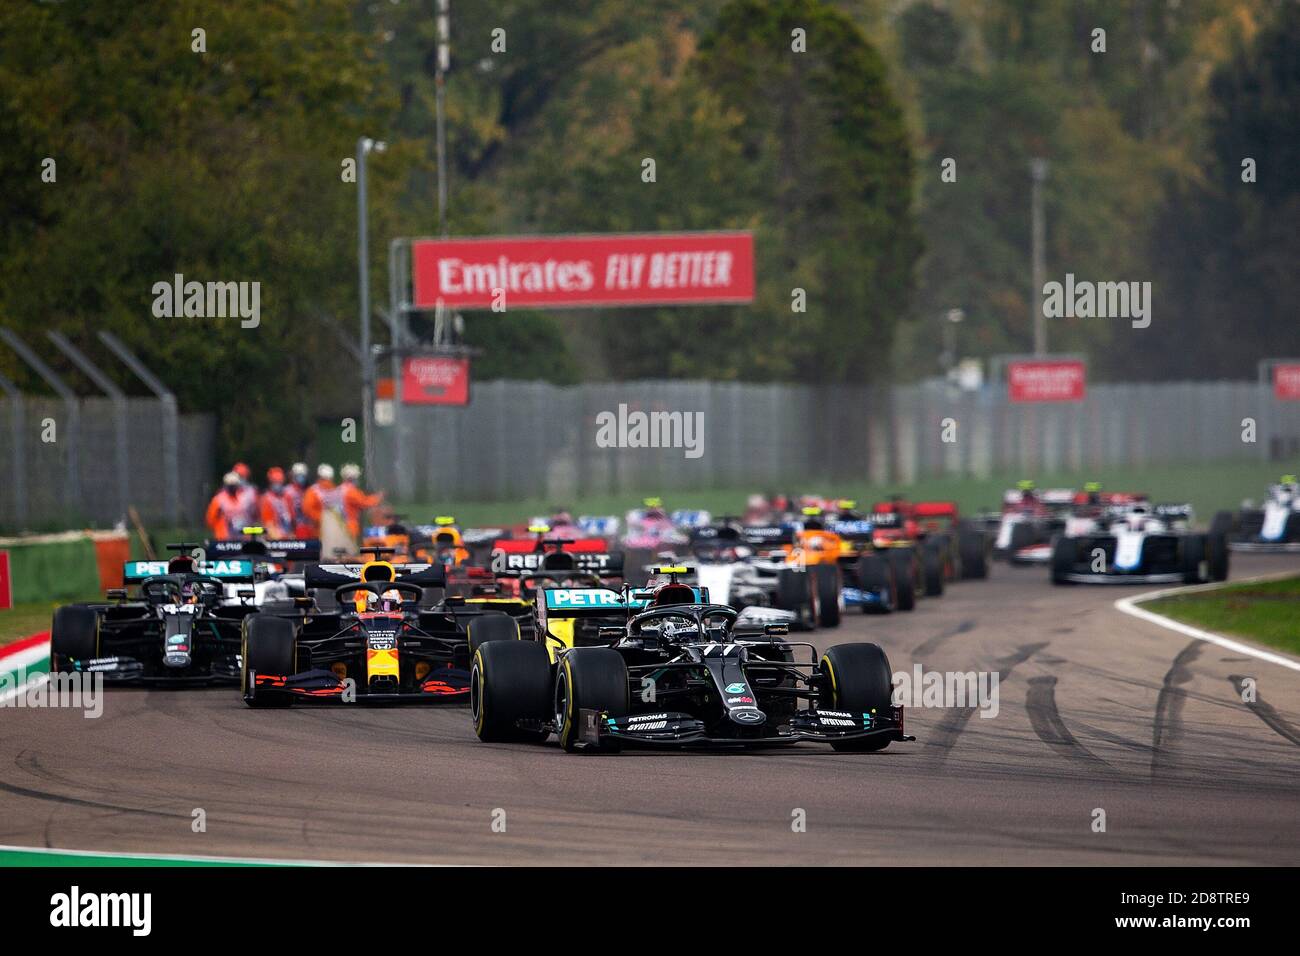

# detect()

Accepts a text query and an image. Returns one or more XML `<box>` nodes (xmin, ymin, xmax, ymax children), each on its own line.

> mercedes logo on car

<box><xmin>729</xmin><ymin>707</ymin><xmax>766</xmax><ymax>725</ymax></box>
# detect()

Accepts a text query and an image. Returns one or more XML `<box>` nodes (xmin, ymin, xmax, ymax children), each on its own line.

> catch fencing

<box><xmin>371</xmin><ymin>379</ymin><xmax>1300</xmax><ymax>503</ymax></box>
<box><xmin>0</xmin><ymin>396</ymin><xmax>216</xmax><ymax>532</ymax></box>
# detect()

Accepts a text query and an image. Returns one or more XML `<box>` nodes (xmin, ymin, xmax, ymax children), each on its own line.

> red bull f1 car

<box><xmin>241</xmin><ymin>548</ymin><xmax>516</xmax><ymax>706</ymax></box>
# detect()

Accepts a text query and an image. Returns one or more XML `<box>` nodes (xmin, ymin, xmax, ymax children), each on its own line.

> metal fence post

<box><xmin>0</xmin><ymin>327</ymin><xmax>81</xmax><ymax>519</ymax></box>
<box><xmin>0</xmin><ymin>371</ymin><xmax>26</xmax><ymax>529</ymax></box>
<box><xmin>47</xmin><ymin>332</ymin><xmax>130</xmax><ymax>524</ymax></box>
<box><xmin>97</xmin><ymin>332</ymin><xmax>182</xmax><ymax>525</ymax></box>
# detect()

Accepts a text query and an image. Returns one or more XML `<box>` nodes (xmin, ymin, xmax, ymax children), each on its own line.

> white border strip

<box><xmin>0</xmin><ymin>843</ymin><xmax>456</xmax><ymax>867</ymax></box>
<box><xmin>1114</xmin><ymin>572</ymin><xmax>1300</xmax><ymax>674</ymax></box>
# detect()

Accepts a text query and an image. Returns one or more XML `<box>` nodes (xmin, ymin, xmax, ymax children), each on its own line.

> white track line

<box><xmin>1114</xmin><ymin>572</ymin><xmax>1300</xmax><ymax>674</ymax></box>
<box><xmin>0</xmin><ymin>843</ymin><xmax>456</xmax><ymax>867</ymax></box>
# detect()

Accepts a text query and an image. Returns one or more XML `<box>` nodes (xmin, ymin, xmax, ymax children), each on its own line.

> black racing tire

<box><xmin>1207</xmin><ymin>531</ymin><xmax>1229</xmax><ymax>582</ymax></box>
<box><xmin>818</xmin><ymin>643</ymin><xmax>896</xmax><ymax>753</ymax></box>
<box><xmin>1284</xmin><ymin>512</ymin><xmax>1300</xmax><ymax>544</ymax></box>
<box><xmin>466</xmin><ymin>613</ymin><xmax>519</xmax><ymax>657</ymax></box>
<box><xmin>1181</xmin><ymin>534</ymin><xmax>1206</xmax><ymax>584</ymax></box>
<box><xmin>855</xmin><ymin>554</ymin><xmax>893</xmax><ymax>614</ymax></box>
<box><xmin>887</xmin><ymin>550</ymin><xmax>917</xmax><ymax>611</ymax></box>
<box><xmin>920</xmin><ymin>543</ymin><xmax>945</xmax><ymax>597</ymax></box>
<box><xmin>812</xmin><ymin>564</ymin><xmax>841</xmax><ymax>627</ymax></box>
<box><xmin>1209</xmin><ymin>510</ymin><xmax>1235</xmax><ymax>537</ymax></box>
<box><xmin>1008</xmin><ymin>522</ymin><xmax>1036</xmax><ymax>554</ymax></box>
<box><xmin>50</xmin><ymin>605</ymin><xmax>99</xmax><ymax>673</ymax></box>
<box><xmin>242</xmin><ymin>615</ymin><xmax>297</xmax><ymax>708</ymax></box>
<box><xmin>554</xmin><ymin>648</ymin><xmax>629</xmax><ymax>753</ymax></box>
<box><xmin>471</xmin><ymin>639</ymin><xmax>552</xmax><ymax>743</ymax></box>
<box><xmin>1050</xmin><ymin>536</ymin><xmax>1074</xmax><ymax>585</ymax></box>
<box><xmin>957</xmin><ymin>525</ymin><xmax>989</xmax><ymax>579</ymax></box>
<box><xmin>775</xmin><ymin>567</ymin><xmax>813</xmax><ymax>626</ymax></box>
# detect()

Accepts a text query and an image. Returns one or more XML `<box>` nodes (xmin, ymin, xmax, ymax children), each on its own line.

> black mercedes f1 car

<box><xmin>470</xmin><ymin>573</ymin><xmax>911</xmax><ymax>752</ymax></box>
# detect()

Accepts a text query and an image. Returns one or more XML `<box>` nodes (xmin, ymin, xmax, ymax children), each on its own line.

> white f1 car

<box><xmin>1213</xmin><ymin>477</ymin><xmax>1300</xmax><ymax>552</ymax></box>
<box><xmin>1050</xmin><ymin>500</ymin><xmax>1228</xmax><ymax>585</ymax></box>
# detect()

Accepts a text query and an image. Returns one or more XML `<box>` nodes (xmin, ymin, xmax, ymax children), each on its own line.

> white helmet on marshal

<box><xmin>341</xmin><ymin>463</ymin><xmax>362</xmax><ymax>483</ymax></box>
<box><xmin>317</xmin><ymin>463</ymin><xmax>335</xmax><ymax>482</ymax></box>
<box><xmin>291</xmin><ymin>462</ymin><xmax>309</xmax><ymax>480</ymax></box>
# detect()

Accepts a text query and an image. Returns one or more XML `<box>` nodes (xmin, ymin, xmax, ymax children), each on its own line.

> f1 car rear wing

<box><xmin>205</xmin><ymin>538</ymin><xmax>321</xmax><ymax>562</ymax></box>
<box><xmin>540</xmin><ymin>585</ymin><xmax>710</xmax><ymax>617</ymax></box>
<box><xmin>828</xmin><ymin>518</ymin><xmax>874</xmax><ymax>540</ymax></box>
<box><xmin>490</xmin><ymin>538</ymin><xmax>624</xmax><ymax>574</ymax></box>
<box><xmin>1153</xmin><ymin>503</ymin><xmax>1194</xmax><ymax>519</ymax></box>
<box><xmin>670</xmin><ymin>509</ymin><xmax>713</xmax><ymax>528</ymax></box>
<box><xmin>576</xmin><ymin>515</ymin><xmax>620</xmax><ymax>537</ymax></box>
<box><xmin>124</xmin><ymin>558</ymin><xmax>255</xmax><ymax>582</ymax></box>
<box><xmin>304</xmin><ymin>562</ymin><xmax>446</xmax><ymax>590</ymax></box>
<box><xmin>739</xmin><ymin>524</ymin><xmax>796</xmax><ymax>546</ymax></box>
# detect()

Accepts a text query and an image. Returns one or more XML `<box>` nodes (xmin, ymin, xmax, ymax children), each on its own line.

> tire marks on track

<box><xmin>912</xmin><ymin>619</ymin><xmax>976</xmax><ymax>659</ymax></box>
<box><xmin>1229</xmin><ymin>675</ymin><xmax>1300</xmax><ymax>748</ymax></box>
<box><xmin>1151</xmin><ymin>640</ymin><xmax>1202</xmax><ymax>779</ymax></box>
<box><xmin>925</xmin><ymin>642</ymin><xmax>1047</xmax><ymax>765</ymax></box>
<box><xmin>1024</xmin><ymin>676</ymin><xmax>1115</xmax><ymax>774</ymax></box>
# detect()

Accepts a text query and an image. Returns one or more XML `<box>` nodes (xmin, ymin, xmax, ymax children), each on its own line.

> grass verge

<box><xmin>394</xmin><ymin>459</ymin><xmax>1288</xmax><ymax>529</ymax></box>
<box><xmin>1142</xmin><ymin>575</ymin><xmax>1300</xmax><ymax>658</ymax></box>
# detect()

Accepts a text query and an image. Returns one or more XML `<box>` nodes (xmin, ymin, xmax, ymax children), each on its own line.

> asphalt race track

<box><xmin>2</xmin><ymin>556</ymin><xmax>1298</xmax><ymax>865</ymax></box>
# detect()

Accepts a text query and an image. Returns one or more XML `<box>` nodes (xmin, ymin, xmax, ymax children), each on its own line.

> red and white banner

<box><xmin>0</xmin><ymin>551</ymin><xmax>11</xmax><ymax>611</ymax></box>
<box><xmin>1273</xmin><ymin>364</ymin><xmax>1300</xmax><ymax>400</ymax></box>
<box><xmin>1007</xmin><ymin>360</ymin><xmax>1087</xmax><ymax>403</ymax></box>
<box><xmin>402</xmin><ymin>357</ymin><xmax>470</xmax><ymax>406</ymax></box>
<box><xmin>411</xmin><ymin>232</ymin><xmax>754</xmax><ymax>310</ymax></box>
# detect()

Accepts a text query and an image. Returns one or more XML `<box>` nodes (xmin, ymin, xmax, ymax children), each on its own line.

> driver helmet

<box><xmin>366</xmin><ymin>588</ymin><xmax>403</xmax><ymax>613</ymax></box>
<box><xmin>180</xmin><ymin>581</ymin><xmax>201</xmax><ymax>605</ymax></box>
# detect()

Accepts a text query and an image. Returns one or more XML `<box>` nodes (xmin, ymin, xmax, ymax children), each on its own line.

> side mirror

<box><xmin>237</xmin><ymin>589</ymin><xmax>256</xmax><ymax>601</ymax></box>
<box><xmin>105</xmin><ymin>588</ymin><xmax>128</xmax><ymax>602</ymax></box>
<box><xmin>293</xmin><ymin>596</ymin><xmax>314</xmax><ymax>610</ymax></box>
<box><xmin>598</xmin><ymin>625</ymin><xmax>625</xmax><ymax>641</ymax></box>
<box><xmin>765</xmin><ymin>623</ymin><xmax>789</xmax><ymax>636</ymax></box>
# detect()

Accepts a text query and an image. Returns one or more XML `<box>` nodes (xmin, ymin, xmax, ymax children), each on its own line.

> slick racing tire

<box><xmin>242</xmin><ymin>615</ymin><xmax>298</xmax><ymax>708</ymax></box>
<box><xmin>1181</xmin><ymin>534</ymin><xmax>1206</xmax><ymax>584</ymax></box>
<box><xmin>887</xmin><ymin>550</ymin><xmax>917</xmax><ymax>611</ymax></box>
<box><xmin>51</xmin><ymin>605</ymin><xmax>99</xmax><ymax>673</ymax></box>
<box><xmin>812</xmin><ymin>564</ymin><xmax>841</xmax><ymax>628</ymax></box>
<box><xmin>472</xmin><ymin>640</ymin><xmax>551</xmax><ymax>743</ymax></box>
<box><xmin>921</xmin><ymin>542</ymin><xmax>945</xmax><ymax>597</ymax></box>
<box><xmin>1050</xmin><ymin>536</ymin><xmax>1074</xmax><ymax>585</ymax></box>
<box><xmin>819</xmin><ymin>643</ymin><xmax>895</xmax><ymax>753</ymax></box>
<box><xmin>775</xmin><ymin>568</ymin><xmax>814</xmax><ymax>628</ymax></box>
<box><xmin>1008</xmin><ymin>522</ymin><xmax>1036</xmax><ymax>555</ymax></box>
<box><xmin>957</xmin><ymin>523</ymin><xmax>989</xmax><ymax>580</ymax></box>
<box><xmin>1207</xmin><ymin>530</ymin><xmax>1229</xmax><ymax>582</ymax></box>
<box><xmin>855</xmin><ymin>554</ymin><xmax>893</xmax><ymax>614</ymax></box>
<box><xmin>466</xmin><ymin>613</ymin><xmax>520</xmax><ymax>657</ymax></box>
<box><xmin>554</xmin><ymin>648</ymin><xmax>629</xmax><ymax>753</ymax></box>
<box><xmin>1285</xmin><ymin>512</ymin><xmax>1300</xmax><ymax>544</ymax></box>
<box><xmin>1209</xmin><ymin>510</ymin><xmax>1234</xmax><ymax>537</ymax></box>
